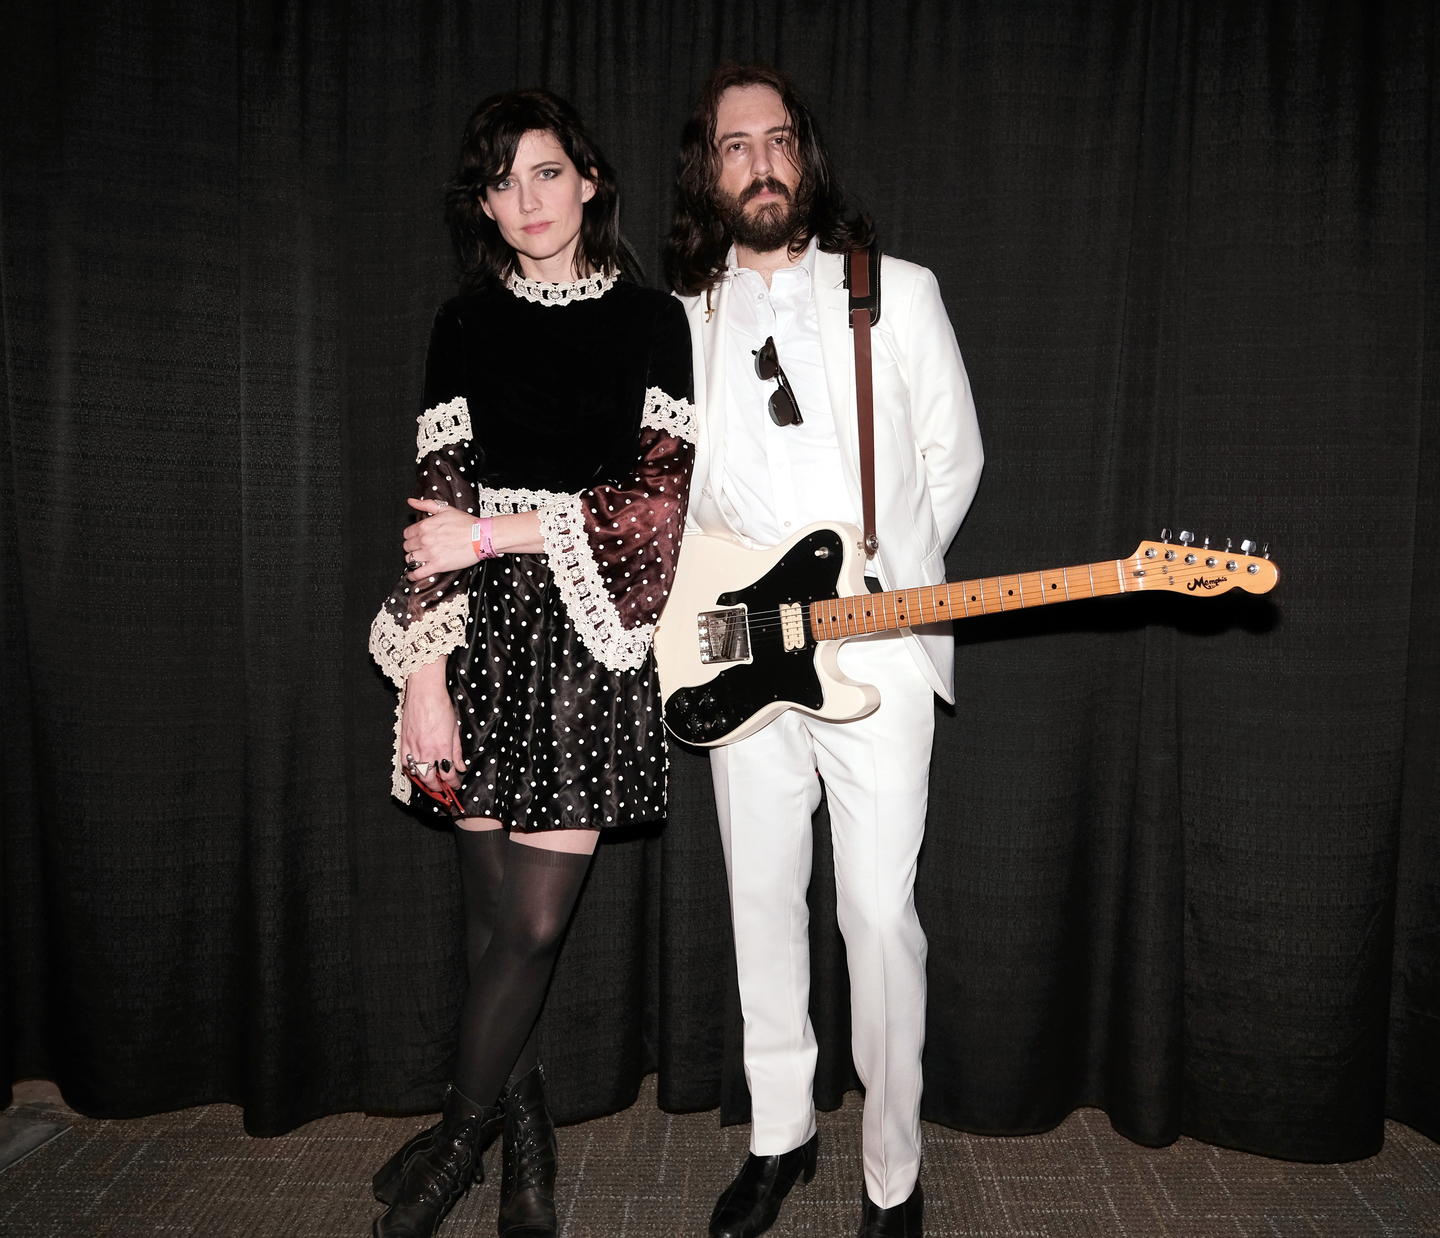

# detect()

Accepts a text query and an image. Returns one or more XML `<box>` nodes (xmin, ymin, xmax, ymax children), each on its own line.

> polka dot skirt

<box><xmin>435</xmin><ymin>551</ymin><xmax>667</xmax><ymax>831</ymax></box>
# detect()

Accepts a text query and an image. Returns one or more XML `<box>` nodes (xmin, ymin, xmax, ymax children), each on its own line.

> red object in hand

<box><xmin>407</xmin><ymin>770</ymin><xmax>466</xmax><ymax>815</ymax></box>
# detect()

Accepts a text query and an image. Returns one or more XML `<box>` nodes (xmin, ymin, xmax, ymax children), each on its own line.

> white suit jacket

<box><xmin>675</xmin><ymin>248</ymin><xmax>984</xmax><ymax>703</ymax></box>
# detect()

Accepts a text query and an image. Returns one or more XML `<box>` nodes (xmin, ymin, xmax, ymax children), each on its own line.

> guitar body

<box><xmin>655</xmin><ymin>522</ymin><xmax>882</xmax><ymax>747</ymax></box>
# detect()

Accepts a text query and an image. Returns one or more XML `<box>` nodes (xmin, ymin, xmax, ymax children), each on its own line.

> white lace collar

<box><xmin>506</xmin><ymin>269</ymin><xmax>616</xmax><ymax>306</ymax></box>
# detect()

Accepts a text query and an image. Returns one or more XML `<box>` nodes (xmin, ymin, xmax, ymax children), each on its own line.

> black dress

<box><xmin>369</xmin><ymin>271</ymin><xmax>695</xmax><ymax>831</ymax></box>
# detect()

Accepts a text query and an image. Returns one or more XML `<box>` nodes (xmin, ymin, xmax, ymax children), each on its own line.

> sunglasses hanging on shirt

<box><xmin>752</xmin><ymin>336</ymin><xmax>804</xmax><ymax>426</ymax></box>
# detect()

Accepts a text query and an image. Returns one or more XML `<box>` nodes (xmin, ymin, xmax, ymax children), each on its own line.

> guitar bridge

<box><xmin>698</xmin><ymin>607</ymin><xmax>751</xmax><ymax>664</ymax></box>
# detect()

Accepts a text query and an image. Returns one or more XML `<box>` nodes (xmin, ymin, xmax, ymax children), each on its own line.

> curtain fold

<box><xmin>2</xmin><ymin>0</ymin><xmax>1437</xmax><ymax>1158</ymax></box>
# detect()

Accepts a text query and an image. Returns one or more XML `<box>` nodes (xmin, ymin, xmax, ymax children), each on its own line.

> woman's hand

<box><xmin>404</xmin><ymin>500</ymin><xmax>481</xmax><ymax>579</ymax></box>
<box><xmin>403</xmin><ymin>500</ymin><xmax>543</xmax><ymax>579</ymax></box>
<box><xmin>401</xmin><ymin>658</ymin><xmax>466</xmax><ymax>797</ymax></box>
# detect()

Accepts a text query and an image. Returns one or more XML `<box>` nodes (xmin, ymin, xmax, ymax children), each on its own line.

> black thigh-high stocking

<box><xmin>454</xmin><ymin>826</ymin><xmax>508</xmax><ymax>967</ymax></box>
<box><xmin>452</xmin><ymin>838</ymin><xmax>593</xmax><ymax>1105</ymax></box>
<box><xmin>454</xmin><ymin>827</ymin><xmax>539</xmax><ymax>1082</ymax></box>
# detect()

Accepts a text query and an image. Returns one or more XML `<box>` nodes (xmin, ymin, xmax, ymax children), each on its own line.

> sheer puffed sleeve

<box><xmin>537</xmin><ymin>297</ymin><xmax>696</xmax><ymax>672</ymax></box>
<box><xmin>368</xmin><ymin>304</ymin><xmax>479</xmax><ymax>798</ymax></box>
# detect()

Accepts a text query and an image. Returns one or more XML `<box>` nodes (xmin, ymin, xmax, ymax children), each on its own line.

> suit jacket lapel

<box><xmin>700</xmin><ymin>275</ymin><xmax>732</xmax><ymax>489</ymax></box>
<box><xmin>814</xmin><ymin>249</ymin><xmax>865</xmax><ymax>515</ymax></box>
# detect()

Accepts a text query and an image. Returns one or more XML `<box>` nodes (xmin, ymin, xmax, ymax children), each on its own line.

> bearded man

<box><xmin>663</xmin><ymin>64</ymin><xmax>984</xmax><ymax>1238</ymax></box>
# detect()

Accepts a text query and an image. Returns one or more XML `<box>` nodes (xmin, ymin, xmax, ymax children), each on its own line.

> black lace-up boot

<box><xmin>372</xmin><ymin>1085</ymin><xmax>503</xmax><ymax>1238</ymax></box>
<box><xmin>372</xmin><ymin>1091</ymin><xmax>505</xmax><ymax>1206</ymax></box>
<box><xmin>496</xmin><ymin>1064</ymin><xmax>559</xmax><ymax>1238</ymax></box>
<box><xmin>372</xmin><ymin>1122</ymin><xmax>437</xmax><ymax>1206</ymax></box>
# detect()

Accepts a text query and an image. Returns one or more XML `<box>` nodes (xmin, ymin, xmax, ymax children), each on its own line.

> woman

<box><xmin>366</xmin><ymin>89</ymin><xmax>694</xmax><ymax>1238</ymax></box>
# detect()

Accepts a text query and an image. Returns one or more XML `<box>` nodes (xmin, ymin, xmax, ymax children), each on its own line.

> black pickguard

<box><xmin>664</xmin><ymin>528</ymin><xmax>846</xmax><ymax>745</ymax></box>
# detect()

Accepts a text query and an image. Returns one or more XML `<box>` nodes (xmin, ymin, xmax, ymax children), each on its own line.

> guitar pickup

<box><xmin>698</xmin><ymin>607</ymin><xmax>751</xmax><ymax>664</ymax></box>
<box><xmin>779</xmin><ymin>603</ymin><xmax>805</xmax><ymax>651</ymax></box>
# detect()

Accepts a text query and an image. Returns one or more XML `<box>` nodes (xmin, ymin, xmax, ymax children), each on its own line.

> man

<box><xmin>663</xmin><ymin>64</ymin><xmax>984</xmax><ymax>1238</ymax></box>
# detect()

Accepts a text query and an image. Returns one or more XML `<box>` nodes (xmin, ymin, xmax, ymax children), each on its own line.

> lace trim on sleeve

<box><xmin>390</xmin><ymin>692</ymin><xmax>413</xmax><ymax>802</ymax></box>
<box><xmin>474</xmin><ymin>485</ymin><xmax>565</xmax><ymax>516</ymax></box>
<box><xmin>416</xmin><ymin>396</ymin><xmax>472</xmax><ymax>462</ymax></box>
<box><xmin>538</xmin><ymin>493</ymin><xmax>654</xmax><ymax>673</ymax></box>
<box><xmin>640</xmin><ymin>387</ymin><xmax>697</xmax><ymax>444</ymax></box>
<box><xmin>368</xmin><ymin>588</ymin><xmax>470</xmax><ymax>688</ymax></box>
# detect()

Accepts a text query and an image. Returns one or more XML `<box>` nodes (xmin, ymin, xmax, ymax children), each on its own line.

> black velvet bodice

<box><xmin>423</xmin><ymin>280</ymin><xmax>692</xmax><ymax>495</ymax></box>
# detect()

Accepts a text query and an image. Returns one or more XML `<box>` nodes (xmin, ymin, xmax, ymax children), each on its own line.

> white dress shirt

<box><xmin>718</xmin><ymin>239</ymin><xmax>863</xmax><ymax>549</ymax></box>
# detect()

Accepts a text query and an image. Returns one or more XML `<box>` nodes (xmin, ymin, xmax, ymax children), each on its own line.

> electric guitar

<box><xmin>654</xmin><ymin>522</ymin><xmax>1279</xmax><ymax>747</ymax></box>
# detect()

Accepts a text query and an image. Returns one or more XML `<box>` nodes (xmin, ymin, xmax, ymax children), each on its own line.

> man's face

<box><xmin>713</xmin><ymin>85</ymin><xmax>803</xmax><ymax>253</ymax></box>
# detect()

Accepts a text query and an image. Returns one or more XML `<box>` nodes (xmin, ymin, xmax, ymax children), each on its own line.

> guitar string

<box><xmin>736</xmin><ymin>569</ymin><xmax>1137</xmax><ymax>623</ymax></box>
<box><xmin>726</xmin><ymin>562</ymin><xmax>1236</xmax><ymax>635</ymax></box>
<box><xmin>743</xmin><ymin>582</ymin><xmax>1127</xmax><ymax>630</ymax></box>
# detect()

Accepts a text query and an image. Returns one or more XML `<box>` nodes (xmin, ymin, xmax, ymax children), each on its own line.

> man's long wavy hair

<box><xmin>446</xmin><ymin>88</ymin><xmax>643</xmax><ymax>293</ymax></box>
<box><xmin>663</xmin><ymin>63</ymin><xmax>874</xmax><ymax>296</ymax></box>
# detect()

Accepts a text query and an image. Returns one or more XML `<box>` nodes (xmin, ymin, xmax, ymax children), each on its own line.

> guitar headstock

<box><xmin>1128</xmin><ymin>529</ymin><xmax>1279</xmax><ymax>595</ymax></box>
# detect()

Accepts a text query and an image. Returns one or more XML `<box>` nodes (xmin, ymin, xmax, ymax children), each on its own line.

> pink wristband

<box><xmin>471</xmin><ymin>517</ymin><xmax>497</xmax><ymax>561</ymax></box>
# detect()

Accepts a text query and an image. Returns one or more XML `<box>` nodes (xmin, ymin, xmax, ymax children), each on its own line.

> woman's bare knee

<box><xmin>457</xmin><ymin>817</ymin><xmax>505</xmax><ymax>832</ymax></box>
<box><xmin>511</xmin><ymin>828</ymin><xmax>600</xmax><ymax>855</ymax></box>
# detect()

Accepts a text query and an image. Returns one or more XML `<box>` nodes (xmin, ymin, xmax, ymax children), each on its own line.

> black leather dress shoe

<box><xmin>709</xmin><ymin>1132</ymin><xmax>819</xmax><ymax>1238</ymax></box>
<box><xmin>857</xmin><ymin>1181</ymin><xmax>923</xmax><ymax>1237</ymax></box>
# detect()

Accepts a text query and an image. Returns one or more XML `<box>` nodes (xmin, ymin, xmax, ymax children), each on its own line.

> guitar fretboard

<box><xmin>808</xmin><ymin>557</ymin><xmax>1141</xmax><ymax>641</ymax></box>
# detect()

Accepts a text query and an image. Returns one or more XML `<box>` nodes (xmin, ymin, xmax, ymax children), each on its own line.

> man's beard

<box><xmin>716</xmin><ymin>177</ymin><xmax>805</xmax><ymax>252</ymax></box>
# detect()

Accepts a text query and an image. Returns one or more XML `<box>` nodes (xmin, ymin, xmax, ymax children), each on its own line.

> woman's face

<box><xmin>481</xmin><ymin>129</ymin><xmax>596</xmax><ymax>279</ymax></box>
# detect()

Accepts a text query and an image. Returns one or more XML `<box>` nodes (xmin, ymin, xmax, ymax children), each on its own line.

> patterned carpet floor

<box><xmin>2</xmin><ymin>1076</ymin><xmax>1438</xmax><ymax>1236</ymax></box>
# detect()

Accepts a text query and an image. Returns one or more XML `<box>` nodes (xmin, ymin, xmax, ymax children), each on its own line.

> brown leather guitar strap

<box><xmin>846</xmin><ymin>246</ymin><xmax>881</xmax><ymax>558</ymax></box>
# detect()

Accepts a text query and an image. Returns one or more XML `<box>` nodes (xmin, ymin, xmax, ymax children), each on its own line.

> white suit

<box><xmin>676</xmin><ymin>247</ymin><xmax>983</xmax><ymax>1207</ymax></box>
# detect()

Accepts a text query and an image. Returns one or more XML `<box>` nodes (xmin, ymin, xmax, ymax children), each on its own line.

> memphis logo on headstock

<box><xmin>1131</xmin><ymin>530</ymin><xmax>1278</xmax><ymax>596</ymax></box>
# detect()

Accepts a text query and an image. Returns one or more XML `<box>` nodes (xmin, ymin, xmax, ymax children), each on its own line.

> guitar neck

<box><xmin>809</xmin><ymin>557</ymin><xmax>1141</xmax><ymax>641</ymax></box>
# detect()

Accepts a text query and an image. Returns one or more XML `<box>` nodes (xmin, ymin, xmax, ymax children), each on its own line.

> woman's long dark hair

<box><xmin>446</xmin><ymin>88</ymin><xmax>643</xmax><ymax>293</ymax></box>
<box><xmin>663</xmin><ymin>64</ymin><xmax>874</xmax><ymax>296</ymax></box>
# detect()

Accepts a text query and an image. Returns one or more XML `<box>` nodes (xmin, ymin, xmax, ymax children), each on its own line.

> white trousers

<box><xmin>709</xmin><ymin>634</ymin><xmax>934</xmax><ymax>1208</ymax></box>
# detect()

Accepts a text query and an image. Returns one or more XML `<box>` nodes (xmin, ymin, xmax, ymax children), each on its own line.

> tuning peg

<box><xmin>1262</xmin><ymin>542</ymin><xmax>1270</xmax><ymax>560</ymax></box>
<box><xmin>1225</xmin><ymin>537</ymin><xmax>1233</xmax><ymax>552</ymax></box>
<box><xmin>1203</xmin><ymin>535</ymin><xmax>1211</xmax><ymax>550</ymax></box>
<box><xmin>1179</xmin><ymin>530</ymin><xmax>1194</xmax><ymax>546</ymax></box>
<box><xmin>1160</xmin><ymin>528</ymin><xmax>1171</xmax><ymax>543</ymax></box>
<box><xmin>1240</xmin><ymin>539</ymin><xmax>1256</xmax><ymax>554</ymax></box>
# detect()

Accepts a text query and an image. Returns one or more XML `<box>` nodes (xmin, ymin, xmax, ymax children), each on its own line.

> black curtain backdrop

<box><xmin>2</xmin><ymin>0</ymin><xmax>1437</xmax><ymax>1165</ymax></box>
